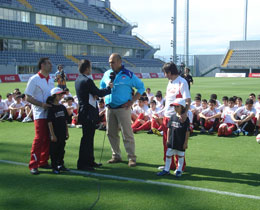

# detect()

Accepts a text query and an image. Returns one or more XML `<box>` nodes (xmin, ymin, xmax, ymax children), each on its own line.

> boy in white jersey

<box><xmin>218</xmin><ymin>97</ymin><xmax>237</xmax><ymax>136</ymax></box>
<box><xmin>8</xmin><ymin>95</ymin><xmax>25</xmax><ymax>122</ymax></box>
<box><xmin>199</xmin><ymin>99</ymin><xmax>221</xmax><ymax>134</ymax></box>
<box><xmin>219</xmin><ymin>96</ymin><xmax>228</xmax><ymax>113</ymax></box>
<box><xmin>231</xmin><ymin>98</ymin><xmax>256</xmax><ymax>136</ymax></box>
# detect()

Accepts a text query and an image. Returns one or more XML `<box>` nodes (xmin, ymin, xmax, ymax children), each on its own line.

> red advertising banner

<box><xmin>0</xmin><ymin>75</ymin><xmax>20</xmax><ymax>83</ymax></box>
<box><xmin>92</xmin><ymin>73</ymin><xmax>104</xmax><ymax>80</ymax></box>
<box><xmin>249</xmin><ymin>73</ymin><xmax>260</xmax><ymax>78</ymax></box>
<box><xmin>134</xmin><ymin>73</ymin><xmax>143</xmax><ymax>78</ymax></box>
<box><xmin>150</xmin><ymin>73</ymin><xmax>159</xmax><ymax>78</ymax></box>
<box><xmin>67</xmin><ymin>74</ymin><xmax>79</xmax><ymax>81</ymax></box>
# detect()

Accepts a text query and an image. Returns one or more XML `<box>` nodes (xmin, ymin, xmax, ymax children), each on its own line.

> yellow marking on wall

<box><xmin>64</xmin><ymin>0</ymin><xmax>88</xmax><ymax>19</ymax></box>
<box><xmin>222</xmin><ymin>50</ymin><xmax>234</xmax><ymax>67</ymax></box>
<box><xmin>122</xmin><ymin>58</ymin><xmax>136</xmax><ymax>68</ymax></box>
<box><xmin>36</xmin><ymin>24</ymin><xmax>61</xmax><ymax>40</ymax></box>
<box><xmin>17</xmin><ymin>0</ymin><xmax>32</xmax><ymax>9</ymax></box>
<box><xmin>94</xmin><ymin>31</ymin><xmax>113</xmax><ymax>45</ymax></box>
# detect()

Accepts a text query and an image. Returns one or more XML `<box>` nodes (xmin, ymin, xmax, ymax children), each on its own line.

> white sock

<box><xmin>177</xmin><ymin>157</ymin><xmax>184</xmax><ymax>172</ymax></box>
<box><xmin>164</xmin><ymin>157</ymin><xmax>171</xmax><ymax>172</ymax></box>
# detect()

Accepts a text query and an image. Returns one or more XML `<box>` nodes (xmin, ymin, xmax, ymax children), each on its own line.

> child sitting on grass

<box><xmin>157</xmin><ymin>98</ymin><xmax>190</xmax><ymax>177</ymax></box>
<box><xmin>47</xmin><ymin>87</ymin><xmax>69</xmax><ymax>174</ymax></box>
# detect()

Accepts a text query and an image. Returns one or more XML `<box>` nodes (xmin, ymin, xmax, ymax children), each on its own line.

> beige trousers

<box><xmin>106</xmin><ymin>107</ymin><xmax>136</xmax><ymax>161</ymax></box>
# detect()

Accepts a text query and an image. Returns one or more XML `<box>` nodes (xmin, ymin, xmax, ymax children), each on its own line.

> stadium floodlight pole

<box><xmin>184</xmin><ymin>0</ymin><xmax>189</xmax><ymax>67</ymax></box>
<box><xmin>243</xmin><ymin>0</ymin><xmax>248</xmax><ymax>40</ymax></box>
<box><xmin>172</xmin><ymin>0</ymin><xmax>177</xmax><ymax>63</ymax></box>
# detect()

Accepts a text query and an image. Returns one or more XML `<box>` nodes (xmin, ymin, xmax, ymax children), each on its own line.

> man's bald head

<box><xmin>109</xmin><ymin>53</ymin><xmax>122</xmax><ymax>72</ymax></box>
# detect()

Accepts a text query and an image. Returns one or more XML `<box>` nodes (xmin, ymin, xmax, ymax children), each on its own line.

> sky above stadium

<box><xmin>110</xmin><ymin>0</ymin><xmax>260</xmax><ymax>60</ymax></box>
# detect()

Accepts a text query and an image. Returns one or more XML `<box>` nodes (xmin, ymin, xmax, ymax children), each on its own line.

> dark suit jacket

<box><xmin>75</xmin><ymin>74</ymin><xmax>111</xmax><ymax>124</ymax></box>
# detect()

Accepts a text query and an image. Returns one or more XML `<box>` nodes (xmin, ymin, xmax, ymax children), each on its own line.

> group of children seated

<box><xmin>1</xmin><ymin>87</ymin><xmax>260</xmax><ymax>137</ymax></box>
<box><xmin>131</xmin><ymin>90</ymin><xmax>260</xmax><ymax>137</ymax></box>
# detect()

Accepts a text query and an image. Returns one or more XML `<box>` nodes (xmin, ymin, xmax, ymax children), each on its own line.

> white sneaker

<box><xmin>22</xmin><ymin>117</ymin><xmax>33</xmax><ymax>123</ymax></box>
<box><xmin>76</xmin><ymin>125</ymin><xmax>82</xmax><ymax>128</ymax></box>
<box><xmin>70</xmin><ymin>124</ymin><xmax>76</xmax><ymax>128</ymax></box>
<box><xmin>157</xmin><ymin>166</ymin><xmax>165</xmax><ymax>170</ymax></box>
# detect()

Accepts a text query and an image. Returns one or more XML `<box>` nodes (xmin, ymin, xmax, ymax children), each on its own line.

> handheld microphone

<box><xmin>109</xmin><ymin>72</ymin><xmax>116</xmax><ymax>82</ymax></box>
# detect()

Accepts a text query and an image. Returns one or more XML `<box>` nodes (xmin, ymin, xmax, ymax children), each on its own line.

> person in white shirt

<box><xmin>199</xmin><ymin>99</ymin><xmax>221</xmax><ymax>134</ymax></box>
<box><xmin>25</xmin><ymin>57</ymin><xmax>55</xmax><ymax>175</ymax></box>
<box><xmin>231</xmin><ymin>98</ymin><xmax>256</xmax><ymax>136</ymax></box>
<box><xmin>218</xmin><ymin>96</ymin><xmax>228</xmax><ymax>113</ymax></box>
<box><xmin>131</xmin><ymin>97</ymin><xmax>147</xmax><ymax>123</ymax></box>
<box><xmin>235</xmin><ymin>97</ymin><xmax>243</xmax><ymax>108</ymax></box>
<box><xmin>145</xmin><ymin>87</ymin><xmax>154</xmax><ymax>103</ymax></box>
<box><xmin>8</xmin><ymin>95</ymin><xmax>25</xmax><ymax>122</ymax></box>
<box><xmin>0</xmin><ymin>94</ymin><xmax>9</xmax><ymax>121</ymax></box>
<box><xmin>254</xmin><ymin>94</ymin><xmax>260</xmax><ymax>136</ymax></box>
<box><xmin>4</xmin><ymin>93</ymin><xmax>14</xmax><ymax>108</ymax></box>
<box><xmin>154</xmin><ymin>91</ymin><xmax>165</xmax><ymax>109</ymax></box>
<box><xmin>161</xmin><ymin>62</ymin><xmax>191</xmax><ymax>171</ymax></box>
<box><xmin>218</xmin><ymin>97</ymin><xmax>237</xmax><ymax>136</ymax></box>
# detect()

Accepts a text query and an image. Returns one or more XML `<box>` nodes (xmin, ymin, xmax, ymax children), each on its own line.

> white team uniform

<box><xmin>164</xmin><ymin>76</ymin><xmax>191</xmax><ymax>118</ymax></box>
<box><xmin>254</xmin><ymin>102</ymin><xmax>260</xmax><ymax>116</ymax></box>
<box><xmin>25</xmin><ymin>73</ymin><xmax>54</xmax><ymax>120</ymax></box>
<box><xmin>132</xmin><ymin>105</ymin><xmax>148</xmax><ymax>116</ymax></box>
<box><xmin>221</xmin><ymin>107</ymin><xmax>237</xmax><ymax>124</ymax></box>
<box><xmin>0</xmin><ymin>101</ymin><xmax>8</xmax><ymax>114</ymax></box>
<box><xmin>218</xmin><ymin>104</ymin><xmax>228</xmax><ymax>113</ymax></box>
<box><xmin>4</xmin><ymin>98</ymin><xmax>14</xmax><ymax>107</ymax></box>
<box><xmin>146</xmin><ymin>107</ymin><xmax>164</xmax><ymax>120</ymax></box>
<box><xmin>9</xmin><ymin>101</ymin><xmax>25</xmax><ymax>113</ymax></box>
<box><xmin>201</xmin><ymin>107</ymin><xmax>220</xmax><ymax>122</ymax></box>
<box><xmin>234</xmin><ymin>106</ymin><xmax>256</xmax><ymax>123</ymax></box>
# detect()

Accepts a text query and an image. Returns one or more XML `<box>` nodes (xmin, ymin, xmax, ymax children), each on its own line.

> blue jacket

<box><xmin>100</xmin><ymin>66</ymin><xmax>145</xmax><ymax>108</ymax></box>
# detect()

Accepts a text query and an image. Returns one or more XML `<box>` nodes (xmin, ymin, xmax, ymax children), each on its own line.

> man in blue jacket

<box><xmin>100</xmin><ymin>53</ymin><xmax>145</xmax><ymax>167</ymax></box>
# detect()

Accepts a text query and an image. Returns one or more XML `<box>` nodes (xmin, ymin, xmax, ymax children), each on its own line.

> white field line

<box><xmin>1</xmin><ymin>159</ymin><xmax>260</xmax><ymax>200</ymax></box>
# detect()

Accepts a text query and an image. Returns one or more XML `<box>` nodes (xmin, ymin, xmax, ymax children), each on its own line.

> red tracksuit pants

<box><xmin>163</xmin><ymin>117</ymin><xmax>186</xmax><ymax>171</ymax></box>
<box><xmin>29</xmin><ymin>119</ymin><xmax>50</xmax><ymax>169</ymax></box>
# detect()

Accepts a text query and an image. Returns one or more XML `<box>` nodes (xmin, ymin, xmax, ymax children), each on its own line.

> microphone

<box><xmin>109</xmin><ymin>71</ymin><xmax>116</xmax><ymax>82</ymax></box>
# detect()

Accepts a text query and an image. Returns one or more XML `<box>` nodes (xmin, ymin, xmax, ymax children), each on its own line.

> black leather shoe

<box><xmin>91</xmin><ymin>162</ymin><xmax>102</xmax><ymax>168</ymax></box>
<box><xmin>30</xmin><ymin>168</ymin><xmax>39</xmax><ymax>175</ymax></box>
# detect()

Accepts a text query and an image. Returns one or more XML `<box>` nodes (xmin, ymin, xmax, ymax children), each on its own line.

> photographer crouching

<box><xmin>55</xmin><ymin>64</ymin><xmax>67</xmax><ymax>90</ymax></box>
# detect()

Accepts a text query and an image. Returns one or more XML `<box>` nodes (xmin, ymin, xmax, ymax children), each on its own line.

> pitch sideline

<box><xmin>1</xmin><ymin>159</ymin><xmax>259</xmax><ymax>200</ymax></box>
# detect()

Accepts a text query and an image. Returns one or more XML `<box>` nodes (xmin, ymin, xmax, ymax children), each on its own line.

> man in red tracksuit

<box><xmin>25</xmin><ymin>57</ymin><xmax>54</xmax><ymax>175</ymax></box>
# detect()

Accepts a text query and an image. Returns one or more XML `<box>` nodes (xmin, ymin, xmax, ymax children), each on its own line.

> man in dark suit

<box><xmin>75</xmin><ymin>59</ymin><xmax>113</xmax><ymax>171</ymax></box>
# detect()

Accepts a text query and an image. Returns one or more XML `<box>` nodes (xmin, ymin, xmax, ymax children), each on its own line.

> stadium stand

<box><xmin>0</xmin><ymin>0</ymin><xmax>163</xmax><ymax>75</ymax></box>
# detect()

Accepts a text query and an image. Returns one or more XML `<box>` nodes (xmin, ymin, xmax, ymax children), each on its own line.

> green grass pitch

<box><xmin>0</xmin><ymin>77</ymin><xmax>260</xmax><ymax>210</ymax></box>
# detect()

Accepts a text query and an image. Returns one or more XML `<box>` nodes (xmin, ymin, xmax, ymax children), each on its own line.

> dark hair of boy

<box><xmin>150</xmin><ymin>100</ymin><xmax>156</xmax><ymax>105</ymax></box>
<box><xmin>6</xmin><ymin>93</ymin><xmax>12</xmax><ymax>97</ymax></box>
<box><xmin>237</xmin><ymin>97</ymin><xmax>242</xmax><ymax>101</ymax></box>
<box><xmin>245</xmin><ymin>98</ymin><xmax>254</xmax><ymax>105</ymax></box>
<box><xmin>146</xmin><ymin>87</ymin><xmax>151</xmax><ymax>91</ymax></box>
<box><xmin>202</xmin><ymin>99</ymin><xmax>207</xmax><ymax>103</ymax></box>
<box><xmin>78</xmin><ymin>59</ymin><xmax>91</xmax><ymax>74</ymax></box>
<box><xmin>65</xmin><ymin>97</ymin><xmax>74</xmax><ymax>102</ymax></box>
<box><xmin>99</xmin><ymin>99</ymin><xmax>104</xmax><ymax>103</ymax></box>
<box><xmin>64</xmin><ymin>88</ymin><xmax>69</xmax><ymax>92</ymax></box>
<box><xmin>194</xmin><ymin>96</ymin><xmax>201</xmax><ymax>101</ymax></box>
<box><xmin>144</xmin><ymin>96</ymin><xmax>149</xmax><ymax>102</ymax></box>
<box><xmin>46</xmin><ymin>96</ymin><xmax>55</xmax><ymax>105</ymax></box>
<box><xmin>210</xmin><ymin>94</ymin><xmax>217</xmax><ymax>100</ymax></box>
<box><xmin>222</xmin><ymin>96</ymin><xmax>228</xmax><ymax>101</ymax></box>
<box><xmin>162</xmin><ymin>62</ymin><xmax>179</xmax><ymax>75</ymax></box>
<box><xmin>233</xmin><ymin>96</ymin><xmax>238</xmax><ymax>101</ymax></box>
<box><xmin>257</xmin><ymin>94</ymin><xmax>260</xmax><ymax>99</ymax></box>
<box><xmin>228</xmin><ymin>97</ymin><xmax>235</xmax><ymax>103</ymax></box>
<box><xmin>209</xmin><ymin>99</ymin><xmax>216</xmax><ymax>105</ymax></box>
<box><xmin>249</xmin><ymin>93</ymin><xmax>256</xmax><ymax>97</ymax></box>
<box><xmin>16</xmin><ymin>91</ymin><xmax>21</xmax><ymax>96</ymax></box>
<box><xmin>142</xmin><ymin>92</ymin><xmax>147</xmax><ymax>97</ymax></box>
<box><xmin>139</xmin><ymin>97</ymin><xmax>145</xmax><ymax>102</ymax></box>
<box><xmin>196</xmin><ymin>93</ymin><xmax>202</xmax><ymax>98</ymax></box>
<box><xmin>38</xmin><ymin>57</ymin><xmax>49</xmax><ymax>70</ymax></box>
